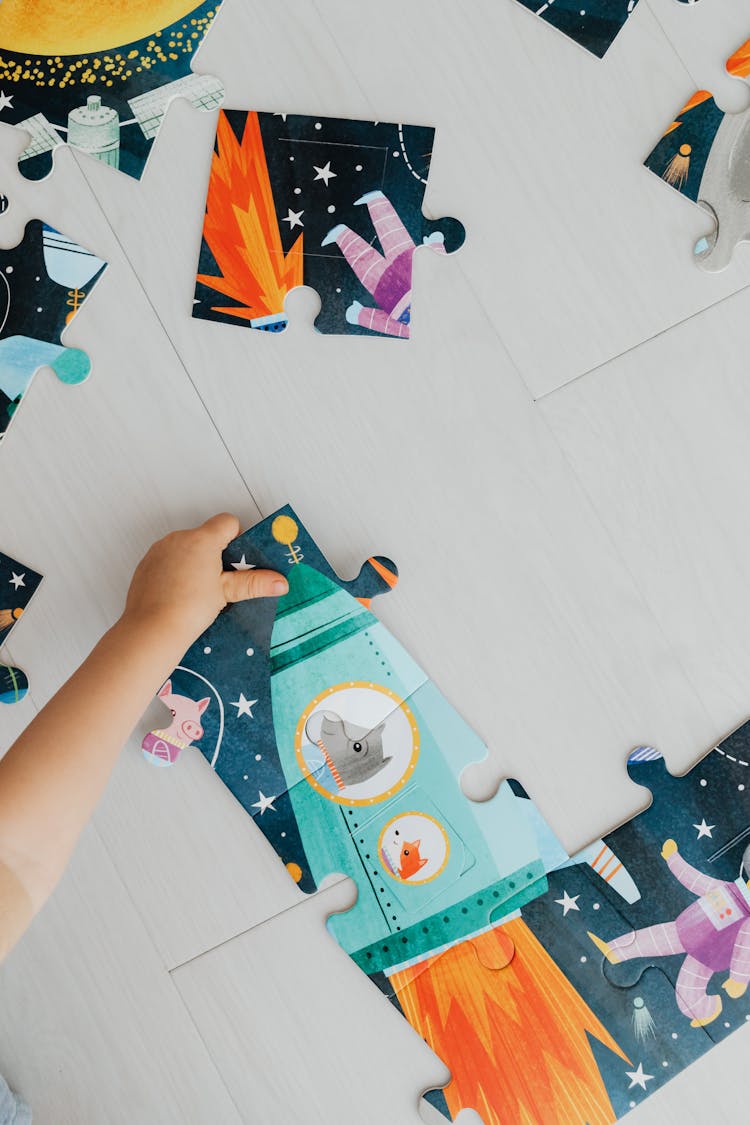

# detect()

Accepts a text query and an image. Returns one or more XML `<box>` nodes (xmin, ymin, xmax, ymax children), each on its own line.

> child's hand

<box><xmin>122</xmin><ymin>513</ymin><xmax>288</xmax><ymax>649</ymax></box>
<box><xmin>661</xmin><ymin>839</ymin><xmax>678</xmax><ymax>860</ymax></box>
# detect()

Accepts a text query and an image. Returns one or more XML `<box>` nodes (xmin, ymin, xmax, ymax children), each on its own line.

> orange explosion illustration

<box><xmin>197</xmin><ymin>110</ymin><xmax>303</xmax><ymax>322</ymax></box>
<box><xmin>391</xmin><ymin>919</ymin><xmax>629</xmax><ymax>1125</ymax></box>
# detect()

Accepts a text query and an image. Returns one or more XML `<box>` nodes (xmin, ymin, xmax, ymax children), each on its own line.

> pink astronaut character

<box><xmin>141</xmin><ymin>680</ymin><xmax>209</xmax><ymax>767</ymax></box>
<box><xmin>321</xmin><ymin>190</ymin><xmax>445</xmax><ymax>339</ymax></box>
<box><xmin>589</xmin><ymin>839</ymin><xmax>750</xmax><ymax>1027</ymax></box>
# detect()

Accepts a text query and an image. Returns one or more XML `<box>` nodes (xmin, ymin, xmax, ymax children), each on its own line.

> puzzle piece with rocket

<box><xmin>142</xmin><ymin>505</ymin><xmax>750</xmax><ymax>1122</ymax></box>
<box><xmin>0</xmin><ymin>219</ymin><xmax>106</xmax><ymax>443</ymax></box>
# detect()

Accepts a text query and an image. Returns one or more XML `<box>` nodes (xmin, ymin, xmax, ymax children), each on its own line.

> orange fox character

<box><xmin>398</xmin><ymin>839</ymin><xmax>428</xmax><ymax>880</ymax></box>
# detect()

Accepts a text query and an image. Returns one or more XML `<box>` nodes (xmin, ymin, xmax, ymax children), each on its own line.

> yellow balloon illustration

<box><xmin>272</xmin><ymin>515</ymin><xmax>299</xmax><ymax>548</ymax></box>
<box><xmin>0</xmin><ymin>0</ymin><xmax>201</xmax><ymax>55</ymax></box>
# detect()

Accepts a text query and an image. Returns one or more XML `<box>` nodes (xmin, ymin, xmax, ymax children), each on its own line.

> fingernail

<box><xmin>272</xmin><ymin>579</ymin><xmax>289</xmax><ymax>595</ymax></box>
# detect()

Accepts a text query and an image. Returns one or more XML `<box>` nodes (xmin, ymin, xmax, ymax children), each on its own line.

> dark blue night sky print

<box><xmin>645</xmin><ymin>98</ymin><xmax>727</xmax><ymax>204</ymax></box>
<box><xmin>0</xmin><ymin>550</ymin><xmax>43</xmax><ymax>645</ymax></box>
<box><xmin>514</xmin><ymin>0</ymin><xmax>641</xmax><ymax>58</ymax></box>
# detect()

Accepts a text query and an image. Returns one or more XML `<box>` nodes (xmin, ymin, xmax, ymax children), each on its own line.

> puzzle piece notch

<box><xmin>644</xmin><ymin>34</ymin><xmax>750</xmax><ymax>271</ymax></box>
<box><xmin>0</xmin><ymin>550</ymin><xmax>43</xmax><ymax>704</ymax></box>
<box><xmin>193</xmin><ymin>110</ymin><xmax>465</xmax><ymax>340</ymax></box>
<box><xmin>0</xmin><ymin>1</ymin><xmax>226</xmax><ymax>183</ymax></box>
<box><xmin>0</xmin><ymin>219</ymin><xmax>106</xmax><ymax>442</ymax></box>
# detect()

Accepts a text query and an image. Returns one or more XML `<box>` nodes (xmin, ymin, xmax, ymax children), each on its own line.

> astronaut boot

<box><xmin>690</xmin><ymin>995</ymin><xmax>722</xmax><ymax>1028</ymax></box>
<box><xmin>345</xmin><ymin>300</ymin><xmax>364</xmax><ymax>325</ymax></box>
<box><xmin>321</xmin><ymin>224</ymin><xmax>347</xmax><ymax>247</ymax></box>
<box><xmin>354</xmin><ymin>190</ymin><xmax>385</xmax><ymax>206</ymax></box>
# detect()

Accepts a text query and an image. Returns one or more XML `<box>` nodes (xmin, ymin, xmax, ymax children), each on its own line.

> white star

<box><xmin>9</xmin><ymin>572</ymin><xmax>25</xmax><ymax>589</ymax></box>
<box><xmin>252</xmin><ymin>791</ymin><xmax>277</xmax><ymax>815</ymax></box>
<box><xmin>231</xmin><ymin>555</ymin><xmax>256</xmax><ymax>571</ymax></box>
<box><xmin>0</xmin><ymin>91</ymin><xmax>13</xmax><ymax>113</ymax></box>
<box><xmin>313</xmin><ymin>161</ymin><xmax>337</xmax><ymax>186</ymax></box>
<box><xmin>626</xmin><ymin>1063</ymin><xmax>654</xmax><ymax>1090</ymax></box>
<box><xmin>555</xmin><ymin>891</ymin><xmax>580</xmax><ymax>916</ymax></box>
<box><xmin>231</xmin><ymin>693</ymin><xmax>258</xmax><ymax>718</ymax></box>
<box><xmin>283</xmin><ymin>208</ymin><xmax>304</xmax><ymax>230</ymax></box>
<box><xmin>274</xmin><ymin>112</ymin><xmax>288</xmax><ymax>121</ymax></box>
<box><xmin>693</xmin><ymin>819</ymin><xmax>716</xmax><ymax>839</ymax></box>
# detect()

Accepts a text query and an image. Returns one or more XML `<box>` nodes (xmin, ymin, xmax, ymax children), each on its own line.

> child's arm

<box><xmin>0</xmin><ymin>513</ymin><xmax>287</xmax><ymax>959</ymax></box>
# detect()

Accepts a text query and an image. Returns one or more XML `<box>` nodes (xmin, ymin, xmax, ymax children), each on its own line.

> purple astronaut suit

<box><xmin>607</xmin><ymin>851</ymin><xmax>750</xmax><ymax>1023</ymax></box>
<box><xmin>323</xmin><ymin>191</ymin><xmax>445</xmax><ymax>339</ymax></box>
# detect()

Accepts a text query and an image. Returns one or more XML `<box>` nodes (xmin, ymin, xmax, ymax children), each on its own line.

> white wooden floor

<box><xmin>1</xmin><ymin>0</ymin><xmax>749</xmax><ymax>1121</ymax></box>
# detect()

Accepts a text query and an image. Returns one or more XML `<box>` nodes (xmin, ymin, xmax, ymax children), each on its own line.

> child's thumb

<box><xmin>223</xmin><ymin>569</ymin><xmax>288</xmax><ymax>603</ymax></box>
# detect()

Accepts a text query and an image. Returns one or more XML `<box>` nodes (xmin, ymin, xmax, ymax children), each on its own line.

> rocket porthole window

<box><xmin>378</xmin><ymin>812</ymin><xmax>451</xmax><ymax>886</ymax></box>
<box><xmin>295</xmin><ymin>681</ymin><xmax>419</xmax><ymax>806</ymax></box>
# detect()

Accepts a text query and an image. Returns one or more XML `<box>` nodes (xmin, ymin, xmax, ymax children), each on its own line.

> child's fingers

<box><xmin>222</xmin><ymin>568</ymin><xmax>288</xmax><ymax>603</ymax></box>
<box><xmin>199</xmin><ymin>512</ymin><xmax>242</xmax><ymax>546</ymax></box>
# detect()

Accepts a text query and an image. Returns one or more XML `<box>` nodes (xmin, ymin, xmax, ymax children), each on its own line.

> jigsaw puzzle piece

<box><xmin>193</xmin><ymin>110</ymin><xmax>465</xmax><ymax>339</ymax></box>
<box><xmin>517</xmin><ymin>857</ymin><xmax>721</xmax><ymax>1122</ymax></box>
<box><xmin>387</xmin><ymin>739</ymin><xmax>738</xmax><ymax>1121</ymax></box>
<box><xmin>0</xmin><ymin>549</ymin><xmax>42</xmax><ymax>703</ymax></box>
<box><xmin>581</xmin><ymin>738</ymin><xmax>750</xmax><ymax>1047</ymax></box>
<box><xmin>510</xmin><ymin>0</ymin><xmax>645</xmax><ymax>59</ymax></box>
<box><xmin>141</xmin><ymin>506</ymin><xmax>424</xmax><ymax>891</ymax></box>
<box><xmin>0</xmin><ymin>1</ymin><xmax>225</xmax><ymax>182</ymax></box>
<box><xmin>334</xmin><ymin>701</ymin><xmax>567</xmax><ymax>987</ymax></box>
<box><xmin>644</xmin><ymin>35</ymin><xmax>750</xmax><ymax>270</ymax></box>
<box><xmin>400</xmin><ymin>888</ymin><xmax>645</xmax><ymax>1124</ymax></box>
<box><xmin>143</xmin><ymin>507</ymin><xmax>572</xmax><ymax>1004</ymax></box>
<box><xmin>0</xmin><ymin>219</ymin><xmax>106</xmax><ymax>441</ymax></box>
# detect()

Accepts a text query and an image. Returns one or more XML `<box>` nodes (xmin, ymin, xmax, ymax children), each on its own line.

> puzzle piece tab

<box><xmin>0</xmin><ymin>1</ymin><xmax>225</xmax><ymax>181</ymax></box>
<box><xmin>0</xmin><ymin>549</ymin><xmax>42</xmax><ymax>703</ymax></box>
<box><xmin>192</xmin><ymin>111</ymin><xmax>465</xmax><ymax>339</ymax></box>
<box><xmin>0</xmin><ymin>220</ymin><xmax>106</xmax><ymax>441</ymax></box>
<box><xmin>644</xmin><ymin>36</ymin><xmax>750</xmax><ymax>269</ymax></box>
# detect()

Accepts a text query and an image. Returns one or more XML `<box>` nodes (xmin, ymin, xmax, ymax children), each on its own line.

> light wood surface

<box><xmin>0</xmin><ymin>0</ymin><xmax>749</xmax><ymax>1120</ymax></box>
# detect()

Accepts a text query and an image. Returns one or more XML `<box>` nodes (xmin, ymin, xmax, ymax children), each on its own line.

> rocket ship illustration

<box><xmin>157</xmin><ymin>509</ymin><xmax>641</xmax><ymax>976</ymax></box>
<box><xmin>148</xmin><ymin>507</ymin><xmax>647</xmax><ymax>1123</ymax></box>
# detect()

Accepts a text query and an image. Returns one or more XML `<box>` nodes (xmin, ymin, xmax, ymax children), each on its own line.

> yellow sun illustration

<box><xmin>0</xmin><ymin>1</ymin><xmax>202</xmax><ymax>55</ymax></box>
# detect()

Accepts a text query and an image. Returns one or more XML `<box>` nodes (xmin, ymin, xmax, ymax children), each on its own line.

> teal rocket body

<box><xmin>269</xmin><ymin>564</ymin><xmax>564</xmax><ymax>973</ymax></box>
